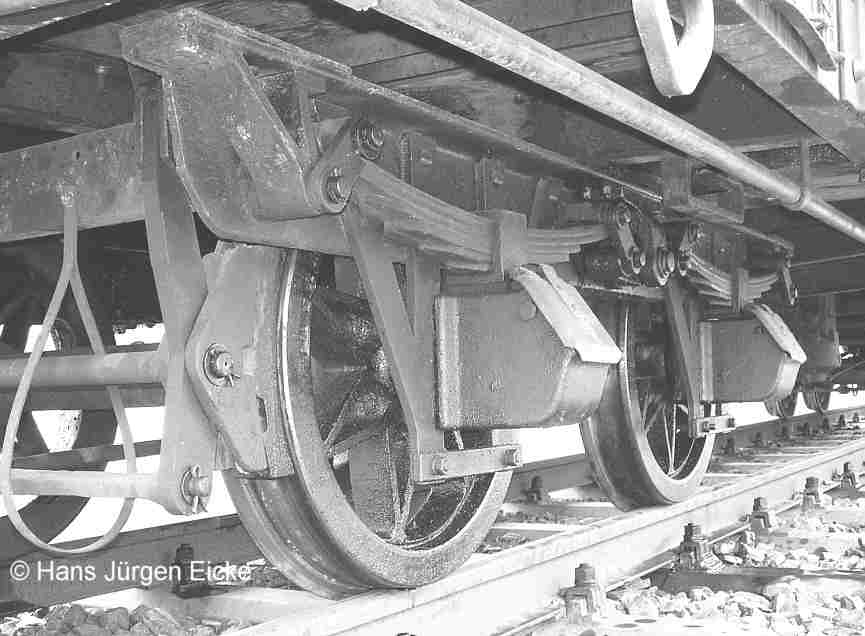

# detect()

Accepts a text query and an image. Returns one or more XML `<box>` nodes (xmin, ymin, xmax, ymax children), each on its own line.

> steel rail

<box><xmin>238</xmin><ymin>413</ymin><xmax>865</xmax><ymax>635</ymax></box>
<box><xmin>0</xmin><ymin>0</ymin><xmax>75</xmax><ymax>17</ymax></box>
<box><xmin>0</xmin><ymin>406</ymin><xmax>862</xmax><ymax>632</ymax></box>
<box><xmin>334</xmin><ymin>0</ymin><xmax>865</xmax><ymax>247</ymax></box>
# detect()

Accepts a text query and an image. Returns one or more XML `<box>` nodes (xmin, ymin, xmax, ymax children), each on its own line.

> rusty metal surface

<box><xmin>712</xmin><ymin>0</ymin><xmax>865</xmax><ymax>162</ymax></box>
<box><xmin>184</xmin><ymin>244</ymin><xmax>281</xmax><ymax>475</ymax></box>
<box><xmin>0</xmin><ymin>348</ymin><xmax>162</xmax><ymax>389</ymax></box>
<box><xmin>701</xmin><ymin>316</ymin><xmax>800</xmax><ymax>403</ymax></box>
<box><xmin>0</xmin><ymin>0</ymin><xmax>124</xmax><ymax>39</ymax></box>
<box><xmin>0</xmin><ymin>124</ymin><xmax>144</xmax><ymax>242</ymax></box>
<box><xmin>435</xmin><ymin>289</ymin><xmax>609</xmax><ymax>429</ymax></box>
<box><xmin>138</xmin><ymin>83</ymin><xmax>215</xmax><ymax>516</ymax></box>
<box><xmin>331</xmin><ymin>0</ymin><xmax>865</xmax><ymax>247</ymax></box>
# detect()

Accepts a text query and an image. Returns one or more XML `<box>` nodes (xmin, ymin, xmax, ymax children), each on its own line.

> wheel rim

<box><xmin>582</xmin><ymin>299</ymin><xmax>713</xmax><ymax>509</ymax></box>
<box><xmin>804</xmin><ymin>389</ymin><xmax>830</xmax><ymax>414</ymax></box>
<box><xmin>0</xmin><ymin>265</ymin><xmax>116</xmax><ymax>558</ymax></box>
<box><xmin>226</xmin><ymin>250</ymin><xmax>509</xmax><ymax>595</ymax></box>
<box><xmin>766</xmin><ymin>390</ymin><xmax>798</xmax><ymax>419</ymax></box>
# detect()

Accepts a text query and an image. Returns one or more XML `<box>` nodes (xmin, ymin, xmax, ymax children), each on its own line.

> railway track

<box><xmin>3</xmin><ymin>404</ymin><xmax>865</xmax><ymax>635</ymax></box>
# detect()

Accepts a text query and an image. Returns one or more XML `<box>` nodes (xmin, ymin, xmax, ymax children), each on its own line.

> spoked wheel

<box><xmin>581</xmin><ymin>300</ymin><xmax>714</xmax><ymax>510</ymax></box>
<box><xmin>0</xmin><ymin>256</ymin><xmax>116</xmax><ymax>558</ymax></box>
<box><xmin>224</xmin><ymin>250</ymin><xmax>509</xmax><ymax>597</ymax></box>
<box><xmin>765</xmin><ymin>390</ymin><xmax>798</xmax><ymax>419</ymax></box>
<box><xmin>803</xmin><ymin>389</ymin><xmax>831</xmax><ymax>414</ymax></box>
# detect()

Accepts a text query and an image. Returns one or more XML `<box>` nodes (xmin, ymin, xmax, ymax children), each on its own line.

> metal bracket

<box><xmin>184</xmin><ymin>244</ymin><xmax>281</xmax><ymax>475</ymax></box>
<box><xmin>513</xmin><ymin>265</ymin><xmax>621</xmax><ymax>365</ymax></box>
<box><xmin>344</xmin><ymin>205</ymin><xmax>521</xmax><ymax>481</ymax></box>
<box><xmin>305</xmin><ymin>118</ymin><xmax>384</xmax><ymax>215</ymax></box>
<box><xmin>137</xmin><ymin>78</ymin><xmax>217</xmax><ymax>516</ymax></box>
<box><xmin>664</xmin><ymin>276</ymin><xmax>711</xmax><ymax>437</ymax></box>
<box><xmin>633</xmin><ymin>0</ymin><xmax>715</xmax><ymax>97</ymax></box>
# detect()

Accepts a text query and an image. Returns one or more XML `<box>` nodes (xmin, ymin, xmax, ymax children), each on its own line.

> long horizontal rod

<box><xmin>336</xmin><ymin>0</ymin><xmax>865</xmax><ymax>246</ymax></box>
<box><xmin>11</xmin><ymin>469</ymin><xmax>160</xmax><ymax>499</ymax></box>
<box><xmin>0</xmin><ymin>349</ymin><xmax>163</xmax><ymax>389</ymax></box>
<box><xmin>13</xmin><ymin>440</ymin><xmax>161</xmax><ymax>470</ymax></box>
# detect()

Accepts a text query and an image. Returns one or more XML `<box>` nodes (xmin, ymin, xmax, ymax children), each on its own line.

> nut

<box><xmin>504</xmin><ymin>447</ymin><xmax>522</xmax><ymax>467</ymax></box>
<box><xmin>354</xmin><ymin>121</ymin><xmax>385</xmax><ymax>161</ymax></box>
<box><xmin>324</xmin><ymin>169</ymin><xmax>349</xmax><ymax>204</ymax></box>
<box><xmin>431</xmin><ymin>455</ymin><xmax>449</xmax><ymax>476</ymax></box>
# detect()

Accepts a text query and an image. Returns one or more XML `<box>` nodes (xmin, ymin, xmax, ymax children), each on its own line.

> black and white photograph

<box><xmin>1</xmin><ymin>1</ymin><xmax>864</xmax><ymax>634</ymax></box>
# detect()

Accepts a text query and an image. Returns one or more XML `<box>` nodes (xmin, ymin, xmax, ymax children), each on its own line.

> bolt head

<box><xmin>504</xmin><ymin>447</ymin><xmax>522</xmax><ymax>467</ymax></box>
<box><xmin>325</xmin><ymin>170</ymin><xmax>349</xmax><ymax>204</ymax></box>
<box><xmin>519</xmin><ymin>299</ymin><xmax>537</xmax><ymax>321</ymax></box>
<box><xmin>204</xmin><ymin>345</ymin><xmax>237</xmax><ymax>386</ymax></box>
<box><xmin>431</xmin><ymin>455</ymin><xmax>449</xmax><ymax>476</ymax></box>
<box><xmin>210</xmin><ymin>351</ymin><xmax>234</xmax><ymax>378</ymax></box>
<box><xmin>630</xmin><ymin>248</ymin><xmax>646</xmax><ymax>271</ymax></box>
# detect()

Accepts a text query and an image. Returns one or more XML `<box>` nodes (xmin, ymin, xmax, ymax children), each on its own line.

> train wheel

<box><xmin>0</xmin><ymin>255</ymin><xmax>117</xmax><ymax>558</ymax></box>
<box><xmin>803</xmin><ymin>389</ymin><xmax>830</xmax><ymax>414</ymax></box>
<box><xmin>224</xmin><ymin>250</ymin><xmax>509</xmax><ymax>597</ymax></box>
<box><xmin>765</xmin><ymin>390</ymin><xmax>798</xmax><ymax>419</ymax></box>
<box><xmin>581</xmin><ymin>300</ymin><xmax>713</xmax><ymax>509</ymax></box>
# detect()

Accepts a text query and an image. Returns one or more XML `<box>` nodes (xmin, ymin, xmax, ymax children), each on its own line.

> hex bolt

<box><xmin>181</xmin><ymin>465</ymin><xmax>212</xmax><ymax>514</ymax></box>
<box><xmin>354</xmin><ymin>121</ymin><xmax>385</xmax><ymax>161</ymax></box>
<box><xmin>630</xmin><ymin>248</ymin><xmax>646</xmax><ymax>272</ymax></box>
<box><xmin>657</xmin><ymin>247</ymin><xmax>676</xmax><ymax>277</ymax></box>
<box><xmin>519</xmin><ymin>299</ymin><xmax>537</xmax><ymax>321</ymax></box>
<box><xmin>561</xmin><ymin>563</ymin><xmax>604</xmax><ymax>625</ymax></box>
<box><xmin>750</xmin><ymin>496</ymin><xmax>773</xmax><ymax>533</ymax></box>
<box><xmin>678</xmin><ymin>523</ymin><xmax>716</xmax><ymax>570</ymax></box>
<box><xmin>431</xmin><ymin>454</ymin><xmax>449</xmax><ymax>476</ymax></box>
<box><xmin>615</xmin><ymin>206</ymin><xmax>632</xmax><ymax>227</ymax></box>
<box><xmin>504</xmin><ymin>447</ymin><xmax>522</xmax><ymax>467</ymax></box>
<box><xmin>573</xmin><ymin>563</ymin><xmax>597</xmax><ymax>586</ymax></box>
<box><xmin>525</xmin><ymin>475</ymin><xmax>548</xmax><ymax>503</ymax></box>
<box><xmin>208</xmin><ymin>350</ymin><xmax>234</xmax><ymax>380</ymax></box>
<box><xmin>802</xmin><ymin>475</ymin><xmax>822</xmax><ymax>510</ymax></box>
<box><xmin>842</xmin><ymin>461</ymin><xmax>858</xmax><ymax>489</ymax></box>
<box><xmin>185</xmin><ymin>470</ymin><xmax>212</xmax><ymax>499</ymax></box>
<box><xmin>676</xmin><ymin>250</ymin><xmax>692</xmax><ymax>274</ymax></box>
<box><xmin>324</xmin><ymin>169</ymin><xmax>349</xmax><ymax>204</ymax></box>
<box><xmin>204</xmin><ymin>344</ymin><xmax>239</xmax><ymax>387</ymax></box>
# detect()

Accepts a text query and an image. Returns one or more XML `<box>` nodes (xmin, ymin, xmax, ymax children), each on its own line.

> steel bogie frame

<box><xmin>0</xmin><ymin>3</ymin><xmax>859</xmax><ymax>588</ymax></box>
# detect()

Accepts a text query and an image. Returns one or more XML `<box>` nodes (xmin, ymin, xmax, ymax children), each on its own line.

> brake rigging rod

<box><xmin>335</xmin><ymin>0</ymin><xmax>865</xmax><ymax>247</ymax></box>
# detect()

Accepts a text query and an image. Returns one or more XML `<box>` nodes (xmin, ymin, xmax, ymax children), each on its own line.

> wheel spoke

<box><xmin>668</xmin><ymin>407</ymin><xmax>678</xmax><ymax>475</ymax></box>
<box><xmin>323</xmin><ymin>375</ymin><xmax>394</xmax><ymax>450</ymax></box>
<box><xmin>311</xmin><ymin>288</ymin><xmax>381</xmax><ymax>366</ymax></box>
<box><xmin>347</xmin><ymin>426</ymin><xmax>398</xmax><ymax>537</ymax></box>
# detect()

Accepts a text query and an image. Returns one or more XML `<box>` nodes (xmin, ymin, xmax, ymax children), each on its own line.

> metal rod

<box><xmin>337</xmin><ymin>0</ymin><xmax>865</xmax><ymax>247</ymax></box>
<box><xmin>10</xmin><ymin>469</ymin><xmax>160</xmax><ymax>499</ymax></box>
<box><xmin>13</xmin><ymin>440</ymin><xmax>162</xmax><ymax>470</ymax></box>
<box><xmin>20</xmin><ymin>386</ymin><xmax>165</xmax><ymax>410</ymax></box>
<box><xmin>0</xmin><ymin>349</ymin><xmax>163</xmax><ymax>389</ymax></box>
<box><xmin>0</xmin><ymin>0</ymin><xmax>81</xmax><ymax>18</ymax></box>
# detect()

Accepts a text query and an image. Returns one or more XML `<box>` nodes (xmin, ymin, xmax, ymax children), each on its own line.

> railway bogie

<box><xmin>1</xmin><ymin>0</ymin><xmax>865</xmax><ymax>598</ymax></box>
